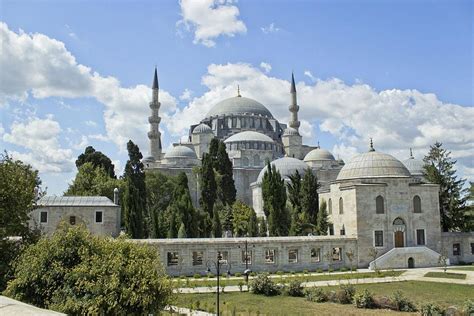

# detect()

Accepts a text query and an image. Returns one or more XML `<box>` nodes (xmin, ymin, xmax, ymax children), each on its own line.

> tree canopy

<box><xmin>76</xmin><ymin>146</ymin><xmax>116</xmax><ymax>178</ymax></box>
<box><xmin>262</xmin><ymin>163</ymin><xmax>289</xmax><ymax>236</ymax></box>
<box><xmin>3</xmin><ymin>226</ymin><xmax>173</xmax><ymax>315</ymax></box>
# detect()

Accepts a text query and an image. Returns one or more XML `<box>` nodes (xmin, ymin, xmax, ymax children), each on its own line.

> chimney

<box><xmin>113</xmin><ymin>188</ymin><xmax>119</xmax><ymax>205</ymax></box>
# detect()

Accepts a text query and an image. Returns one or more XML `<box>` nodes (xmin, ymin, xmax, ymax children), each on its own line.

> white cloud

<box><xmin>0</xmin><ymin>22</ymin><xmax>177</xmax><ymax>155</ymax></box>
<box><xmin>179</xmin><ymin>88</ymin><xmax>193</xmax><ymax>101</ymax></box>
<box><xmin>88</xmin><ymin>134</ymin><xmax>109</xmax><ymax>142</ymax></box>
<box><xmin>85</xmin><ymin>120</ymin><xmax>97</xmax><ymax>127</ymax></box>
<box><xmin>304</xmin><ymin>70</ymin><xmax>316</xmax><ymax>82</ymax></box>
<box><xmin>260</xmin><ymin>62</ymin><xmax>272</xmax><ymax>73</ymax></box>
<box><xmin>177</xmin><ymin>0</ymin><xmax>247</xmax><ymax>47</ymax></box>
<box><xmin>3</xmin><ymin>116</ymin><xmax>75</xmax><ymax>173</ymax></box>
<box><xmin>261</xmin><ymin>23</ymin><xmax>280</xmax><ymax>34</ymax></box>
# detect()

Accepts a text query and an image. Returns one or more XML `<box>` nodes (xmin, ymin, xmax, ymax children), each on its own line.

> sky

<box><xmin>0</xmin><ymin>0</ymin><xmax>473</xmax><ymax>195</ymax></box>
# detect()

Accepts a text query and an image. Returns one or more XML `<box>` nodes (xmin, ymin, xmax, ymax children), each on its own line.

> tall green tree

<box><xmin>262</xmin><ymin>163</ymin><xmax>289</xmax><ymax>236</ymax></box>
<box><xmin>65</xmin><ymin>162</ymin><xmax>123</xmax><ymax>201</ymax></box>
<box><xmin>257</xmin><ymin>217</ymin><xmax>267</xmax><ymax>237</ymax></box>
<box><xmin>423</xmin><ymin>142</ymin><xmax>468</xmax><ymax>231</ymax></box>
<box><xmin>231</xmin><ymin>201</ymin><xmax>255</xmax><ymax>237</ymax></box>
<box><xmin>208</xmin><ymin>138</ymin><xmax>219</xmax><ymax>164</ymax></box>
<box><xmin>212</xmin><ymin>208</ymin><xmax>222</xmax><ymax>238</ymax></box>
<box><xmin>287</xmin><ymin>170</ymin><xmax>304</xmax><ymax>236</ymax></box>
<box><xmin>0</xmin><ymin>153</ymin><xmax>42</xmax><ymax>291</ymax></box>
<box><xmin>169</xmin><ymin>173</ymin><xmax>198</xmax><ymax>238</ymax></box>
<box><xmin>215</xmin><ymin>141</ymin><xmax>236</xmax><ymax>205</ymax></box>
<box><xmin>200</xmin><ymin>153</ymin><xmax>217</xmax><ymax>216</ymax></box>
<box><xmin>123</xmin><ymin>141</ymin><xmax>147</xmax><ymax>238</ymax></box>
<box><xmin>316</xmin><ymin>199</ymin><xmax>330</xmax><ymax>235</ymax></box>
<box><xmin>466</xmin><ymin>182</ymin><xmax>474</xmax><ymax>231</ymax></box>
<box><xmin>76</xmin><ymin>146</ymin><xmax>116</xmax><ymax>178</ymax></box>
<box><xmin>4</xmin><ymin>226</ymin><xmax>173</xmax><ymax>314</ymax></box>
<box><xmin>222</xmin><ymin>206</ymin><xmax>234</xmax><ymax>235</ymax></box>
<box><xmin>248</xmin><ymin>209</ymin><xmax>258</xmax><ymax>237</ymax></box>
<box><xmin>177</xmin><ymin>222</ymin><xmax>187</xmax><ymax>238</ymax></box>
<box><xmin>301</xmin><ymin>168</ymin><xmax>320</xmax><ymax>225</ymax></box>
<box><xmin>167</xmin><ymin>211</ymin><xmax>177</xmax><ymax>238</ymax></box>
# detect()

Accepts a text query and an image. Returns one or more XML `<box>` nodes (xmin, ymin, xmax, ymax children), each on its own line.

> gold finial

<box><xmin>369</xmin><ymin>138</ymin><xmax>375</xmax><ymax>152</ymax></box>
<box><xmin>237</xmin><ymin>85</ymin><xmax>241</xmax><ymax>97</ymax></box>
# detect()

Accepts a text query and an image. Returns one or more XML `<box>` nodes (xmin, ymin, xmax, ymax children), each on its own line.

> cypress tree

<box><xmin>167</xmin><ymin>211</ymin><xmax>177</xmax><ymax>238</ymax></box>
<box><xmin>173</xmin><ymin>173</ymin><xmax>197</xmax><ymax>237</ymax></box>
<box><xmin>316</xmin><ymin>199</ymin><xmax>330</xmax><ymax>235</ymax></box>
<box><xmin>301</xmin><ymin>168</ymin><xmax>320</xmax><ymax>225</ymax></box>
<box><xmin>222</xmin><ymin>206</ymin><xmax>234</xmax><ymax>236</ymax></box>
<box><xmin>257</xmin><ymin>217</ymin><xmax>267</xmax><ymax>237</ymax></box>
<box><xmin>123</xmin><ymin>140</ymin><xmax>147</xmax><ymax>238</ymax></box>
<box><xmin>216</xmin><ymin>141</ymin><xmax>236</xmax><ymax>205</ymax></box>
<box><xmin>212</xmin><ymin>208</ymin><xmax>222</xmax><ymax>238</ymax></box>
<box><xmin>177</xmin><ymin>222</ymin><xmax>187</xmax><ymax>238</ymax></box>
<box><xmin>200</xmin><ymin>153</ymin><xmax>217</xmax><ymax>217</ymax></box>
<box><xmin>262</xmin><ymin>163</ymin><xmax>289</xmax><ymax>236</ymax></box>
<box><xmin>248</xmin><ymin>210</ymin><xmax>258</xmax><ymax>237</ymax></box>
<box><xmin>208</xmin><ymin>138</ymin><xmax>219</xmax><ymax>165</ymax></box>
<box><xmin>423</xmin><ymin>142</ymin><xmax>468</xmax><ymax>231</ymax></box>
<box><xmin>288</xmin><ymin>171</ymin><xmax>303</xmax><ymax>236</ymax></box>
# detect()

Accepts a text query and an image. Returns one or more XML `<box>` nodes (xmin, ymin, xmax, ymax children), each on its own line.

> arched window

<box><xmin>376</xmin><ymin>195</ymin><xmax>384</xmax><ymax>214</ymax></box>
<box><xmin>393</xmin><ymin>217</ymin><xmax>405</xmax><ymax>226</ymax></box>
<box><xmin>328</xmin><ymin>199</ymin><xmax>332</xmax><ymax>215</ymax></box>
<box><xmin>339</xmin><ymin>197</ymin><xmax>344</xmax><ymax>214</ymax></box>
<box><xmin>413</xmin><ymin>195</ymin><xmax>422</xmax><ymax>213</ymax></box>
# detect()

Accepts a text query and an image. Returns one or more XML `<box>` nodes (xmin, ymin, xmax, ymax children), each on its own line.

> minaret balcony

<box><xmin>148</xmin><ymin>116</ymin><xmax>161</xmax><ymax>124</ymax></box>
<box><xmin>149</xmin><ymin>101</ymin><xmax>161</xmax><ymax>109</ymax></box>
<box><xmin>148</xmin><ymin>130</ymin><xmax>161</xmax><ymax>138</ymax></box>
<box><xmin>288</xmin><ymin>105</ymin><xmax>299</xmax><ymax>111</ymax></box>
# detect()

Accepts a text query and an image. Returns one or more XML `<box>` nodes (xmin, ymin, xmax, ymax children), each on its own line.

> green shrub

<box><xmin>420</xmin><ymin>303</ymin><xmax>444</xmax><ymax>316</ymax></box>
<box><xmin>303</xmin><ymin>269</ymin><xmax>309</xmax><ymax>274</ymax></box>
<box><xmin>328</xmin><ymin>267</ymin><xmax>334</xmax><ymax>273</ymax></box>
<box><xmin>193</xmin><ymin>273</ymin><xmax>201</xmax><ymax>279</ymax></box>
<box><xmin>250</xmin><ymin>271</ymin><xmax>257</xmax><ymax>277</ymax></box>
<box><xmin>234</xmin><ymin>272</ymin><xmax>242</xmax><ymax>277</ymax></box>
<box><xmin>250</xmin><ymin>273</ymin><xmax>280</xmax><ymax>296</ymax></box>
<box><xmin>277</xmin><ymin>271</ymin><xmax>284</xmax><ymax>276</ymax></box>
<box><xmin>316</xmin><ymin>268</ymin><xmax>323</xmax><ymax>273</ymax></box>
<box><xmin>340</xmin><ymin>267</ymin><xmax>348</xmax><ymax>272</ymax></box>
<box><xmin>238</xmin><ymin>281</ymin><xmax>244</xmax><ymax>292</ymax></box>
<box><xmin>354</xmin><ymin>289</ymin><xmax>376</xmax><ymax>309</ymax></box>
<box><xmin>463</xmin><ymin>300</ymin><xmax>474</xmax><ymax>315</ymax></box>
<box><xmin>335</xmin><ymin>284</ymin><xmax>355</xmax><ymax>304</ymax></box>
<box><xmin>283</xmin><ymin>280</ymin><xmax>304</xmax><ymax>297</ymax></box>
<box><xmin>304</xmin><ymin>287</ymin><xmax>327</xmax><ymax>303</ymax></box>
<box><xmin>207</xmin><ymin>273</ymin><xmax>215</xmax><ymax>278</ymax></box>
<box><xmin>391</xmin><ymin>290</ymin><xmax>417</xmax><ymax>312</ymax></box>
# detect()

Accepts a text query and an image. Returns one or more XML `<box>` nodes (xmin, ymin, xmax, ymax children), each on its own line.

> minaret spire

<box><xmin>148</xmin><ymin>67</ymin><xmax>162</xmax><ymax>160</ymax></box>
<box><xmin>369</xmin><ymin>138</ymin><xmax>375</xmax><ymax>152</ymax></box>
<box><xmin>288</xmin><ymin>72</ymin><xmax>300</xmax><ymax>131</ymax></box>
<box><xmin>409</xmin><ymin>148</ymin><xmax>414</xmax><ymax>158</ymax></box>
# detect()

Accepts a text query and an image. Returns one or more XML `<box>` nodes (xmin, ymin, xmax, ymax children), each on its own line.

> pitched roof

<box><xmin>37</xmin><ymin>196</ymin><xmax>117</xmax><ymax>207</ymax></box>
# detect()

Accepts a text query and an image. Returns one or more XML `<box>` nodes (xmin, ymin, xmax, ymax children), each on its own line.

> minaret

<box><xmin>288</xmin><ymin>72</ymin><xmax>300</xmax><ymax>131</ymax></box>
<box><xmin>148</xmin><ymin>67</ymin><xmax>162</xmax><ymax>160</ymax></box>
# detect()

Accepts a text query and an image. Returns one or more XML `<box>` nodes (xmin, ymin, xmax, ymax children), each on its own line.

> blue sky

<box><xmin>1</xmin><ymin>0</ymin><xmax>473</xmax><ymax>194</ymax></box>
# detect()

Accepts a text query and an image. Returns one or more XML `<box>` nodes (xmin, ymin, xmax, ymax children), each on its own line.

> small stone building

<box><xmin>30</xmin><ymin>196</ymin><xmax>121</xmax><ymax>237</ymax></box>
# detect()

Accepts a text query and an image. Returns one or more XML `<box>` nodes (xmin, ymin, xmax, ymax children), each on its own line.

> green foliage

<box><xmin>283</xmin><ymin>280</ymin><xmax>304</xmax><ymax>297</ymax></box>
<box><xmin>335</xmin><ymin>284</ymin><xmax>355</xmax><ymax>304</ymax></box>
<box><xmin>420</xmin><ymin>303</ymin><xmax>444</xmax><ymax>316</ymax></box>
<box><xmin>354</xmin><ymin>289</ymin><xmax>376</xmax><ymax>309</ymax></box>
<box><xmin>215</xmin><ymin>141</ymin><xmax>236</xmax><ymax>206</ymax></box>
<box><xmin>304</xmin><ymin>287</ymin><xmax>327</xmax><ymax>302</ymax></box>
<box><xmin>222</xmin><ymin>205</ymin><xmax>234</xmax><ymax>234</ymax></box>
<box><xmin>123</xmin><ymin>140</ymin><xmax>147</xmax><ymax>238</ymax></box>
<box><xmin>463</xmin><ymin>299</ymin><xmax>474</xmax><ymax>314</ymax></box>
<box><xmin>76</xmin><ymin>145</ymin><xmax>116</xmax><ymax>178</ymax></box>
<box><xmin>391</xmin><ymin>290</ymin><xmax>417</xmax><ymax>312</ymax></box>
<box><xmin>423</xmin><ymin>142</ymin><xmax>468</xmax><ymax>231</ymax></box>
<box><xmin>247</xmin><ymin>208</ymin><xmax>258</xmax><ymax>237</ymax></box>
<box><xmin>200</xmin><ymin>153</ymin><xmax>217</xmax><ymax>216</ymax></box>
<box><xmin>65</xmin><ymin>162</ymin><xmax>124</xmax><ymax>201</ymax></box>
<box><xmin>0</xmin><ymin>153</ymin><xmax>42</xmax><ymax>291</ymax></box>
<box><xmin>178</xmin><ymin>222</ymin><xmax>187</xmax><ymax>238</ymax></box>
<box><xmin>231</xmin><ymin>201</ymin><xmax>255</xmax><ymax>237</ymax></box>
<box><xmin>316</xmin><ymin>199</ymin><xmax>329</xmax><ymax>235</ymax></box>
<box><xmin>262</xmin><ymin>163</ymin><xmax>289</xmax><ymax>236</ymax></box>
<box><xmin>300</xmin><ymin>168</ymin><xmax>320</xmax><ymax>225</ymax></box>
<box><xmin>3</xmin><ymin>226</ymin><xmax>173</xmax><ymax>314</ymax></box>
<box><xmin>250</xmin><ymin>273</ymin><xmax>280</xmax><ymax>296</ymax></box>
<box><xmin>212</xmin><ymin>208</ymin><xmax>222</xmax><ymax>237</ymax></box>
<box><xmin>257</xmin><ymin>217</ymin><xmax>267</xmax><ymax>237</ymax></box>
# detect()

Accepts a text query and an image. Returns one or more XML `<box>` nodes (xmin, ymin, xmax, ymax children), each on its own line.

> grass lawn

<box><xmin>424</xmin><ymin>271</ymin><xmax>467</xmax><ymax>279</ymax></box>
<box><xmin>174</xmin><ymin>281</ymin><xmax>473</xmax><ymax>315</ymax></box>
<box><xmin>449</xmin><ymin>266</ymin><xmax>474</xmax><ymax>272</ymax></box>
<box><xmin>173</xmin><ymin>270</ymin><xmax>404</xmax><ymax>288</ymax></box>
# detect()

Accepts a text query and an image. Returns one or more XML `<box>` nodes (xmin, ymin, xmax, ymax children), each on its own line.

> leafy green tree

<box><xmin>262</xmin><ymin>163</ymin><xmax>289</xmax><ymax>236</ymax></box>
<box><xmin>167</xmin><ymin>211</ymin><xmax>177</xmax><ymax>238</ymax></box>
<box><xmin>316</xmin><ymin>199</ymin><xmax>330</xmax><ymax>235</ymax></box>
<box><xmin>178</xmin><ymin>222</ymin><xmax>187</xmax><ymax>238</ymax></box>
<box><xmin>123</xmin><ymin>140</ymin><xmax>147</xmax><ymax>238</ymax></box>
<box><xmin>248</xmin><ymin>209</ymin><xmax>258</xmax><ymax>237</ymax></box>
<box><xmin>231</xmin><ymin>201</ymin><xmax>254</xmax><ymax>237</ymax></box>
<box><xmin>76</xmin><ymin>146</ymin><xmax>116</xmax><ymax>178</ymax></box>
<box><xmin>208</xmin><ymin>138</ymin><xmax>219</xmax><ymax>164</ymax></box>
<box><xmin>222</xmin><ymin>206</ymin><xmax>234</xmax><ymax>235</ymax></box>
<box><xmin>215</xmin><ymin>141</ymin><xmax>236</xmax><ymax>205</ymax></box>
<box><xmin>301</xmin><ymin>168</ymin><xmax>320</xmax><ymax>225</ymax></box>
<box><xmin>287</xmin><ymin>170</ymin><xmax>304</xmax><ymax>236</ymax></box>
<box><xmin>212</xmin><ymin>208</ymin><xmax>222</xmax><ymax>238</ymax></box>
<box><xmin>423</xmin><ymin>142</ymin><xmax>468</xmax><ymax>231</ymax></box>
<box><xmin>200</xmin><ymin>153</ymin><xmax>217</xmax><ymax>216</ymax></box>
<box><xmin>258</xmin><ymin>217</ymin><xmax>267</xmax><ymax>237</ymax></box>
<box><xmin>168</xmin><ymin>173</ymin><xmax>197</xmax><ymax>238</ymax></box>
<box><xmin>466</xmin><ymin>182</ymin><xmax>474</xmax><ymax>231</ymax></box>
<box><xmin>65</xmin><ymin>162</ymin><xmax>124</xmax><ymax>201</ymax></box>
<box><xmin>0</xmin><ymin>153</ymin><xmax>42</xmax><ymax>290</ymax></box>
<box><xmin>4</xmin><ymin>226</ymin><xmax>173</xmax><ymax>314</ymax></box>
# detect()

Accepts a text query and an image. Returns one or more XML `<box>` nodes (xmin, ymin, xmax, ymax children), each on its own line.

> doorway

<box><xmin>394</xmin><ymin>231</ymin><xmax>404</xmax><ymax>248</ymax></box>
<box><xmin>408</xmin><ymin>257</ymin><xmax>415</xmax><ymax>268</ymax></box>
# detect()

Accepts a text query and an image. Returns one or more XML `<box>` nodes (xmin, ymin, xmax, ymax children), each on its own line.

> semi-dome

<box><xmin>205</xmin><ymin>96</ymin><xmax>274</xmax><ymax>118</ymax></box>
<box><xmin>256</xmin><ymin>157</ymin><xmax>309</xmax><ymax>183</ymax></box>
<box><xmin>337</xmin><ymin>150</ymin><xmax>411</xmax><ymax>181</ymax></box>
<box><xmin>283</xmin><ymin>127</ymin><xmax>299</xmax><ymax>136</ymax></box>
<box><xmin>225</xmin><ymin>131</ymin><xmax>274</xmax><ymax>143</ymax></box>
<box><xmin>403</xmin><ymin>151</ymin><xmax>425</xmax><ymax>176</ymax></box>
<box><xmin>192</xmin><ymin>123</ymin><xmax>213</xmax><ymax>134</ymax></box>
<box><xmin>304</xmin><ymin>148</ymin><xmax>335</xmax><ymax>162</ymax></box>
<box><xmin>164</xmin><ymin>145</ymin><xmax>197</xmax><ymax>159</ymax></box>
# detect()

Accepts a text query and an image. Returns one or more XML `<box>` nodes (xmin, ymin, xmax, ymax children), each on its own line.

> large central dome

<box><xmin>205</xmin><ymin>96</ymin><xmax>274</xmax><ymax>118</ymax></box>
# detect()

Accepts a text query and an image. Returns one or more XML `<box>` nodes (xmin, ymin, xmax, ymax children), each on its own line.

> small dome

<box><xmin>205</xmin><ymin>96</ymin><xmax>274</xmax><ymax>118</ymax></box>
<box><xmin>337</xmin><ymin>150</ymin><xmax>411</xmax><ymax>181</ymax></box>
<box><xmin>403</xmin><ymin>156</ymin><xmax>425</xmax><ymax>176</ymax></box>
<box><xmin>283</xmin><ymin>127</ymin><xmax>299</xmax><ymax>136</ymax></box>
<box><xmin>164</xmin><ymin>145</ymin><xmax>197</xmax><ymax>159</ymax></box>
<box><xmin>192</xmin><ymin>123</ymin><xmax>213</xmax><ymax>134</ymax></box>
<box><xmin>224</xmin><ymin>131</ymin><xmax>274</xmax><ymax>143</ymax></box>
<box><xmin>304</xmin><ymin>148</ymin><xmax>335</xmax><ymax>162</ymax></box>
<box><xmin>256</xmin><ymin>157</ymin><xmax>309</xmax><ymax>183</ymax></box>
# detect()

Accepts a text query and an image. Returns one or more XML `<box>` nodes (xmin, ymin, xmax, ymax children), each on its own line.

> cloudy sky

<box><xmin>1</xmin><ymin>0</ymin><xmax>473</xmax><ymax>194</ymax></box>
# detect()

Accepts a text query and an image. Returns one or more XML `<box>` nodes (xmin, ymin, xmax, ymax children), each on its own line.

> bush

<box><xmin>335</xmin><ymin>284</ymin><xmax>355</xmax><ymax>304</ymax></box>
<box><xmin>250</xmin><ymin>271</ymin><xmax>257</xmax><ymax>277</ymax></box>
<box><xmin>207</xmin><ymin>273</ymin><xmax>215</xmax><ymax>278</ymax></box>
<box><xmin>420</xmin><ymin>303</ymin><xmax>444</xmax><ymax>316</ymax></box>
<box><xmin>304</xmin><ymin>287</ymin><xmax>327</xmax><ymax>303</ymax></box>
<box><xmin>354</xmin><ymin>289</ymin><xmax>376</xmax><ymax>309</ymax></box>
<box><xmin>193</xmin><ymin>273</ymin><xmax>201</xmax><ymax>279</ymax></box>
<box><xmin>316</xmin><ymin>268</ymin><xmax>323</xmax><ymax>273</ymax></box>
<box><xmin>234</xmin><ymin>272</ymin><xmax>242</xmax><ymax>277</ymax></box>
<box><xmin>277</xmin><ymin>271</ymin><xmax>284</xmax><ymax>276</ymax></box>
<box><xmin>328</xmin><ymin>267</ymin><xmax>334</xmax><ymax>273</ymax></box>
<box><xmin>284</xmin><ymin>280</ymin><xmax>304</xmax><ymax>297</ymax></box>
<box><xmin>391</xmin><ymin>290</ymin><xmax>417</xmax><ymax>312</ymax></box>
<box><xmin>250</xmin><ymin>273</ymin><xmax>280</xmax><ymax>296</ymax></box>
<box><xmin>303</xmin><ymin>269</ymin><xmax>309</xmax><ymax>274</ymax></box>
<box><xmin>464</xmin><ymin>300</ymin><xmax>474</xmax><ymax>315</ymax></box>
<box><xmin>340</xmin><ymin>267</ymin><xmax>348</xmax><ymax>272</ymax></box>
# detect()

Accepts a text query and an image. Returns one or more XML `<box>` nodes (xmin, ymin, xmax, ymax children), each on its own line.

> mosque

<box><xmin>139</xmin><ymin>68</ymin><xmax>473</xmax><ymax>272</ymax></box>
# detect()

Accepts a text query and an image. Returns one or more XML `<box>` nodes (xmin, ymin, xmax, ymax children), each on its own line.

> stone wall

<box><xmin>135</xmin><ymin>236</ymin><xmax>358</xmax><ymax>276</ymax></box>
<box><xmin>441</xmin><ymin>232</ymin><xmax>474</xmax><ymax>264</ymax></box>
